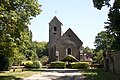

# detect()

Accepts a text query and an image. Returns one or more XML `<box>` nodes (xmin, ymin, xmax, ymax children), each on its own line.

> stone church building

<box><xmin>48</xmin><ymin>16</ymin><xmax>83</xmax><ymax>62</ymax></box>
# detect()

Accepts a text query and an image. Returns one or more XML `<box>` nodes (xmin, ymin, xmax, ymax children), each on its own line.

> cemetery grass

<box><xmin>0</xmin><ymin>69</ymin><xmax>40</xmax><ymax>80</ymax></box>
<box><xmin>82</xmin><ymin>68</ymin><xmax>120</xmax><ymax>80</ymax></box>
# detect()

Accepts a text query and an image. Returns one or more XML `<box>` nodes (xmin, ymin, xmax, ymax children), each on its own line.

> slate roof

<box><xmin>62</xmin><ymin>28</ymin><xmax>83</xmax><ymax>46</ymax></box>
<box><xmin>49</xmin><ymin>16</ymin><xmax>63</xmax><ymax>26</ymax></box>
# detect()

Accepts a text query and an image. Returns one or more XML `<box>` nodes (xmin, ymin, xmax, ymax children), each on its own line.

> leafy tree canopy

<box><xmin>0</xmin><ymin>0</ymin><xmax>41</xmax><ymax>33</ymax></box>
<box><xmin>93</xmin><ymin>0</ymin><xmax>111</xmax><ymax>10</ymax></box>
<box><xmin>83</xmin><ymin>46</ymin><xmax>93</xmax><ymax>53</ymax></box>
<box><xmin>94</xmin><ymin>31</ymin><xmax>114</xmax><ymax>51</ymax></box>
<box><xmin>32</xmin><ymin>41</ymin><xmax>48</xmax><ymax>58</ymax></box>
<box><xmin>93</xmin><ymin>0</ymin><xmax>120</xmax><ymax>51</ymax></box>
<box><xmin>0</xmin><ymin>0</ymin><xmax>41</xmax><ymax>69</ymax></box>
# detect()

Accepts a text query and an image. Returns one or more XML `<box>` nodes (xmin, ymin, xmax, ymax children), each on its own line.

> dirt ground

<box><xmin>23</xmin><ymin>69</ymin><xmax>84</xmax><ymax>80</ymax></box>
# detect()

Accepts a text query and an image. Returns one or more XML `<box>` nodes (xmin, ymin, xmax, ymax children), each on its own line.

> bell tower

<box><xmin>48</xmin><ymin>16</ymin><xmax>63</xmax><ymax>62</ymax></box>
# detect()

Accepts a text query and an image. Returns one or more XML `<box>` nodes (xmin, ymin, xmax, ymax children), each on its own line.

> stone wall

<box><xmin>108</xmin><ymin>51</ymin><xmax>120</xmax><ymax>73</ymax></box>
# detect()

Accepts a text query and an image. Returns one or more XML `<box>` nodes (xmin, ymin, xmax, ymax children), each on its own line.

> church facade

<box><xmin>48</xmin><ymin>16</ymin><xmax>83</xmax><ymax>62</ymax></box>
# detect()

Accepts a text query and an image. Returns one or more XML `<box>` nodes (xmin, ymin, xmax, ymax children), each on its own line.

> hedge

<box><xmin>50</xmin><ymin>61</ymin><xmax>66</xmax><ymax>69</ymax></box>
<box><xmin>71</xmin><ymin>62</ymin><xmax>90</xmax><ymax>69</ymax></box>
<box><xmin>23</xmin><ymin>61</ymin><xmax>42</xmax><ymax>68</ymax></box>
<box><xmin>32</xmin><ymin>61</ymin><xmax>42</xmax><ymax>68</ymax></box>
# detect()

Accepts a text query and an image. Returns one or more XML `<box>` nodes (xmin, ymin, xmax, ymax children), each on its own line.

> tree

<box><xmin>105</xmin><ymin>8</ymin><xmax>120</xmax><ymax>50</ymax></box>
<box><xmin>93</xmin><ymin>0</ymin><xmax>120</xmax><ymax>51</ymax></box>
<box><xmin>83</xmin><ymin>46</ymin><xmax>93</xmax><ymax>53</ymax></box>
<box><xmin>94</xmin><ymin>31</ymin><xmax>114</xmax><ymax>51</ymax></box>
<box><xmin>93</xmin><ymin>50</ymin><xmax>104</xmax><ymax>65</ymax></box>
<box><xmin>94</xmin><ymin>31</ymin><xmax>114</xmax><ymax>60</ymax></box>
<box><xmin>94</xmin><ymin>31</ymin><xmax>115</xmax><ymax>70</ymax></box>
<box><xmin>93</xmin><ymin>0</ymin><xmax>111</xmax><ymax>10</ymax></box>
<box><xmin>0</xmin><ymin>0</ymin><xmax>41</xmax><ymax>31</ymax></box>
<box><xmin>19</xmin><ymin>26</ymin><xmax>38</xmax><ymax>60</ymax></box>
<box><xmin>0</xmin><ymin>0</ymin><xmax>41</xmax><ymax>70</ymax></box>
<box><xmin>32</xmin><ymin>41</ymin><xmax>48</xmax><ymax>58</ymax></box>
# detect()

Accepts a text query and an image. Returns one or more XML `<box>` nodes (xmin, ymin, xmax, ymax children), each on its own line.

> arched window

<box><xmin>54</xmin><ymin>27</ymin><xmax>57</xmax><ymax>31</ymax></box>
<box><xmin>67</xmin><ymin>48</ymin><xmax>72</xmax><ymax>55</ymax></box>
<box><xmin>68</xmin><ymin>35</ymin><xmax>71</xmax><ymax>37</ymax></box>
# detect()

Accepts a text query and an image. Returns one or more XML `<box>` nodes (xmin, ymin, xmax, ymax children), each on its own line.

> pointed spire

<box><xmin>49</xmin><ymin>16</ymin><xmax>63</xmax><ymax>26</ymax></box>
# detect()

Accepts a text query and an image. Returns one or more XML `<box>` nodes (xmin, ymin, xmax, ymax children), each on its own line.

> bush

<box><xmin>0</xmin><ymin>54</ymin><xmax>12</xmax><ymax>71</ymax></box>
<box><xmin>24</xmin><ymin>61</ymin><xmax>33</xmax><ymax>68</ymax></box>
<box><xmin>71</xmin><ymin>62</ymin><xmax>90</xmax><ymax>69</ymax></box>
<box><xmin>32</xmin><ymin>61</ymin><xmax>41</xmax><ymax>68</ymax></box>
<box><xmin>40</xmin><ymin>56</ymin><xmax>48</xmax><ymax>65</ymax></box>
<box><xmin>50</xmin><ymin>61</ymin><xmax>66</xmax><ymax>69</ymax></box>
<box><xmin>24</xmin><ymin>61</ymin><xmax>42</xmax><ymax>68</ymax></box>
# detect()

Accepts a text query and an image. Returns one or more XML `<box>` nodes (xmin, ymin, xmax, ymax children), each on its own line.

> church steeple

<box><xmin>49</xmin><ymin>16</ymin><xmax>63</xmax><ymax>26</ymax></box>
<box><xmin>48</xmin><ymin>16</ymin><xmax>63</xmax><ymax>62</ymax></box>
<box><xmin>49</xmin><ymin>16</ymin><xmax>63</xmax><ymax>46</ymax></box>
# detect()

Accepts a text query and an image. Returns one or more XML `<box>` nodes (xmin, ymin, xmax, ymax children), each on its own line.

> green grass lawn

<box><xmin>0</xmin><ymin>69</ymin><xmax>40</xmax><ymax>80</ymax></box>
<box><xmin>82</xmin><ymin>68</ymin><xmax>120</xmax><ymax>80</ymax></box>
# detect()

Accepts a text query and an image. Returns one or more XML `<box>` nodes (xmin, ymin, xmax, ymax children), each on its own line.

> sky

<box><xmin>29</xmin><ymin>0</ymin><xmax>110</xmax><ymax>49</ymax></box>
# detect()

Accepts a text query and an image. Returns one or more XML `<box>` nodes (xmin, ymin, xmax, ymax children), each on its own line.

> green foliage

<box><xmin>82</xmin><ymin>68</ymin><xmax>120</xmax><ymax>80</ymax></box>
<box><xmin>94</xmin><ymin>31</ymin><xmax>113</xmax><ymax>68</ymax></box>
<box><xmin>93</xmin><ymin>0</ymin><xmax>111</xmax><ymax>10</ymax></box>
<box><xmin>19</xmin><ymin>26</ymin><xmax>38</xmax><ymax>60</ymax></box>
<box><xmin>105</xmin><ymin>8</ymin><xmax>120</xmax><ymax>50</ymax></box>
<box><xmin>94</xmin><ymin>31</ymin><xmax>114</xmax><ymax>51</ymax></box>
<box><xmin>0</xmin><ymin>0</ymin><xmax>41</xmax><ymax>70</ymax></box>
<box><xmin>0</xmin><ymin>33</ymin><xmax>18</xmax><ymax>57</ymax></box>
<box><xmin>0</xmin><ymin>0</ymin><xmax>41</xmax><ymax>30</ymax></box>
<box><xmin>93</xmin><ymin>0</ymin><xmax>120</xmax><ymax>51</ymax></box>
<box><xmin>24</xmin><ymin>61</ymin><xmax>33</xmax><ymax>68</ymax></box>
<box><xmin>83</xmin><ymin>46</ymin><xmax>93</xmax><ymax>53</ymax></box>
<box><xmin>32</xmin><ymin>41</ymin><xmax>48</xmax><ymax>58</ymax></box>
<box><xmin>32</xmin><ymin>61</ymin><xmax>41</xmax><ymax>68</ymax></box>
<box><xmin>92</xmin><ymin>50</ymin><xmax>104</xmax><ymax>64</ymax></box>
<box><xmin>0</xmin><ymin>54</ymin><xmax>13</xmax><ymax>71</ymax></box>
<box><xmin>50</xmin><ymin>62</ymin><xmax>66</xmax><ymax>69</ymax></box>
<box><xmin>71</xmin><ymin>62</ymin><xmax>90</xmax><ymax>69</ymax></box>
<box><xmin>23</xmin><ymin>61</ymin><xmax>41</xmax><ymax>68</ymax></box>
<box><xmin>12</xmin><ymin>52</ymin><xmax>25</xmax><ymax>66</ymax></box>
<box><xmin>40</xmin><ymin>56</ymin><xmax>49</xmax><ymax>65</ymax></box>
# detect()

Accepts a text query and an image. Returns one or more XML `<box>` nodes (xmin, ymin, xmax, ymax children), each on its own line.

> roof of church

<box><xmin>49</xmin><ymin>16</ymin><xmax>63</xmax><ymax>26</ymax></box>
<box><xmin>56</xmin><ymin>28</ymin><xmax>83</xmax><ymax>46</ymax></box>
<box><xmin>63</xmin><ymin>28</ymin><xmax>83</xmax><ymax>45</ymax></box>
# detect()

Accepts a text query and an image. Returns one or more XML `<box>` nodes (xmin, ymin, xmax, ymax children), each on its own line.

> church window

<box><xmin>67</xmin><ymin>48</ymin><xmax>72</xmax><ymax>55</ymax></box>
<box><xmin>68</xmin><ymin>35</ymin><xmax>71</xmax><ymax>37</ymax></box>
<box><xmin>54</xmin><ymin>33</ymin><xmax>57</xmax><ymax>35</ymax></box>
<box><xmin>54</xmin><ymin>27</ymin><xmax>57</xmax><ymax>31</ymax></box>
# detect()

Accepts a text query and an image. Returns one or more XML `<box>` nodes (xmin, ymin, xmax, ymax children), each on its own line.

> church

<box><xmin>48</xmin><ymin>16</ymin><xmax>83</xmax><ymax>62</ymax></box>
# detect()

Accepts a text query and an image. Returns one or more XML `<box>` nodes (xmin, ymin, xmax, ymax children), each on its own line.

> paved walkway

<box><xmin>23</xmin><ymin>69</ymin><xmax>84</xmax><ymax>80</ymax></box>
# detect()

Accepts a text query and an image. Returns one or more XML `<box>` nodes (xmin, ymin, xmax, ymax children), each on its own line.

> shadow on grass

<box><xmin>83</xmin><ymin>68</ymin><xmax>120</xmax><ymax>80</ymax></box>
<box><xmin>0</xmin><ymin>75</ymin><xmax>21</xmax><ymax>80</ymax></box>
<box><xmin>52</xmin><ymin>75</ymin><xmax>83</xmax><ymax>80</ymax></box>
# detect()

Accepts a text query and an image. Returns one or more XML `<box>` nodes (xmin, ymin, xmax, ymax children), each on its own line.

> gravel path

<box><xmin>23</xmin><ymin>69</ymin><xmax>84</xmax><ymax>80</ymax></box>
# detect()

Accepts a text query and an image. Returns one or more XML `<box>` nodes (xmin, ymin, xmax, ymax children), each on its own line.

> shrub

<box><xmin>40</xmin><ymin>56</ymin><xmax>48</xmax><ymax>65</ymax></box>
<box><xmin>32</xmin><ymin>61</ymin><xmax>41</xmax><ymax>68</ymax></box>
<box><xmin>50</xmin><ymin>61</ymin><xmax>66</xmax><ymax>69</ymax></box>
<box><xmin>0</xmin><ymin>54</ymin><xmax>12</xmax><ymax>71</ymax></box>
<box><xmin>71</xmin><ymin>62</ymin><xmax>90</xmax><ymax>69</ymax></box>
<box><xmin>23</xmin><ymin>61</ymin><xmax>42</xmax><ymax>68</ymax></box>
<box><xmin>24</xmin><ymin>61</ymin><xmax>33</xmax><ymax>68</ymax></box>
